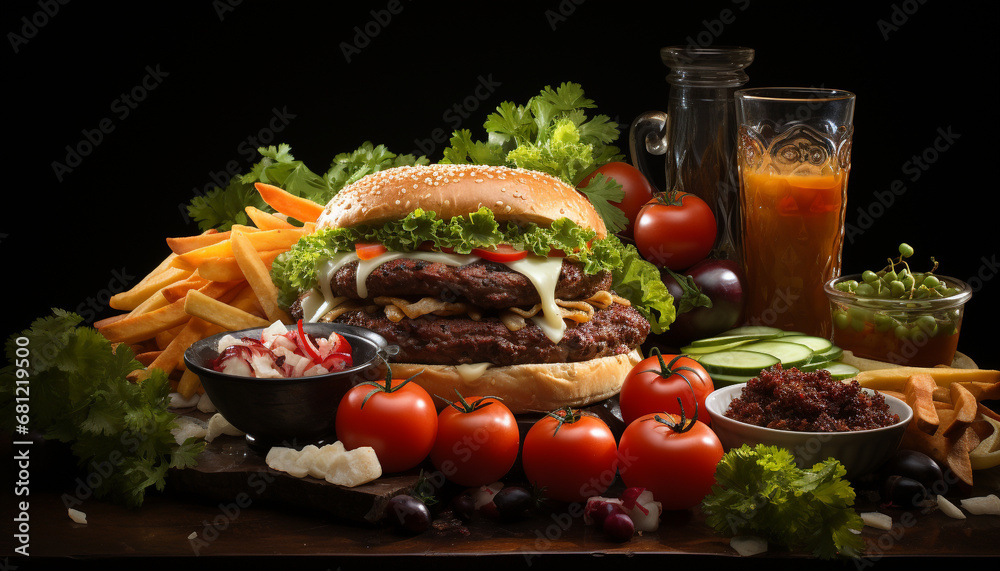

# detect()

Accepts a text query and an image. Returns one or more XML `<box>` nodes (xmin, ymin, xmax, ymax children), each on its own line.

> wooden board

<box><xmin>166</xmin><ymin>411</ymin><xmax>422</xmax><ymax>524</ymax></box>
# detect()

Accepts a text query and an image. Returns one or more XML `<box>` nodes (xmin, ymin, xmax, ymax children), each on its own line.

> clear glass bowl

<box><xmin>824</xmin><ymin>274</ymin><xmax>972</xmax><ymax>367</ymax></box>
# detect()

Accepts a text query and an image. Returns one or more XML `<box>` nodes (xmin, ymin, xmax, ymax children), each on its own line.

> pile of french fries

<box><xmin>96</xmin><ymin>184</ymin><xmax>324</xmax><ymax>398</ymax></box>
<box><xmin>853</xmin><ymin>366</ymin><xmax>1000</xmax><ymax>487</ymax></box>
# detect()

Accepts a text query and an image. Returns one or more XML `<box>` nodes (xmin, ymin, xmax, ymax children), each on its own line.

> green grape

<box><xmin>855</xmin><ymin>283</ymin><xmax>875</xmax><ymax>296</ymax></box>
<box><xmin>884</xmin><ymin>270</ymin><xmax>898</xmax><ymax>282</ymax></box>
<box><xmin>923</xmin><ymin>275</ymin><xmax>941</xmax><ymax>289</ymax></box>
<box><xmin>915</xmin><ymin>315</ymin><xmax>938</xmax><ymax>336</ymax></box>
<box><xmin>862</xmin><ymin>270</ymin><xmax>879</xmax><ymax>283</ymax></box>
<box><xmin>894</xmin><ymin>324</ymin><xmax>910</xmax><ymax>340</ymax></box>
<box><xmin>899</xmin><ymin>243</ymin><xmax>914</xmax><ymax>258</ymax></box>
<box><xmin>874</xmin><ymin>313</ymin><xmax>897</xmax><ymax>332</ymax></box>
<box><xmin>889</xmin><ymin>280</ymin><xmax>906</xmax><ymax>297</ymax></box>
<box><xmin>833</xmin><ymin>309</ymin><xmax>850</xmax><ymax>329</ymax></box>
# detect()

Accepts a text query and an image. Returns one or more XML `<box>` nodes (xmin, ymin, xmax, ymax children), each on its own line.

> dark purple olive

<box><xmin>450</xmin><ymin>491</ymin><xmax>477</xmax><ymax>523</ymax></box>
<box><xmin>385</xmin><ymin>494</ymin><xmax>431</xmax><ymax>534</ymax></box>
<box><xmin>881</xmin><ymin>475</ymin><xmax>932</xmax><ymax>509</ymax></box>
<box><xmin>658</xmin><ymin>258</ymin><xmax>746</xmax><ymax>346</ymax></box>
<box><xmin>879</xmin><ymin>450</ymin><xmax>947</xmax><ymax>496</ymax></box>
<box><xmin>492</xmin><ymin>486</ymin><xmax>533</xmax><ymax>521</ymax></box>
<box><xmin>602</xmin><ymin>512</ymin><xmax>635</xmax><ymax>542</ymax></box>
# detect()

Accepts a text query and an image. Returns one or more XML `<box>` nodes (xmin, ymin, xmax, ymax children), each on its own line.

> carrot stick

<box><xmin>254</xmin><ymin>182</ymin><xmax>324</xmax><ymax>224</ymax></box>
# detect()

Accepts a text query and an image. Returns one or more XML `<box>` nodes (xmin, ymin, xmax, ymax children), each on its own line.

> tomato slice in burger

<box><xmin>471</xmin><ymin>244</ymin><xmax>528</xmax><ymax>263</ymax></box>
<box><xmin>355</xmin><ymin>242</ymin><xmax>388</xmax><ymax>260</ymax></box>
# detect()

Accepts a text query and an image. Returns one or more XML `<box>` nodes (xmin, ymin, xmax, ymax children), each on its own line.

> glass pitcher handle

<box><xmin>628</xmin><ymin>111</ymin><xmax>669</xmax><ymax>192</ymax></box>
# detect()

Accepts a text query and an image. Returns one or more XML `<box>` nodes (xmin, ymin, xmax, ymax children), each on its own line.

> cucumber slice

<box><xmin>778</xmin><ymin>335</ymin><xmax>834</xmax><ymax>354</ymax></box>
<box><xmin>698</xmin><ymin>350</ymin><xmax>780</xmax><ymax>377</ymax></box>
<box><xmin>798</xmin><ymin>353</ymin><xmax>835</xmax><ymax>372</ymax></box>
<box><xmin>688</xmin><ymin>331</ymin><xmax>785</xmax><ymax>348</ymax></box>
<box><xmin>679</xmin><ymin>339</ymin><xmax>752</xmax><ymax>355</ymax></box>
<box><xmin>708</xmin><ymin>372</ymin><xmax>755</xmax><ymax>387</ymax></box>
<box><xmin>718</xmin><ymin>325</ymin><xmax>787</xmax><ymax>337</ymax></box>
<box><xmin>821</xmin><ymin>362</ymin><xmax>861</xmax><ymax>380</ymax></box>
<box><xmin>810</xmin><ymin>344</ymin><xmax>844</xmax><ymax>362</ymax></box>
<box><xmin>738</xmin><ymin>340</ymin><xmax>815</xmax><ymax>368</ymax></box>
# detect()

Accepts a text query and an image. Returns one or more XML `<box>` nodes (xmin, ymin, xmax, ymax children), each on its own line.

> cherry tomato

<box><xmin>430</xmin><ymin>393</ymin><xmax>520</xmax><ymax>487</ymax></box>
<box><xmin>634</xmin><ymin>190</ymin><xmax>717</xmax><ymax>270</ymax></box>
<box><xmin>521</xmin><ymin>408</ymin><xmax>618</xmax><ymax>503</ymax></box>
<box><xmin>618</xmin><ymin>350</ymin><xmax>715</xmax><ymax>427</ymax></box>
<box><xmin>579</xmin><ymin>162</ymin><xmax>655</xmax><ymax>238</ymax></box>
<box><xmin>355</xmin><ymin>242</ymin><xmax>388</xmax><ymax>260</ymax></box>
<box><xmin>617</xmin><ymin>412</ymin><xmax>723</xmax><ymax>511</ymax></box>
<box><xmin>335</xmin><ymin>373</ymin><xmax>438</xmax><ymax>473</ymax></box>
<box><xmin>471</xmin><ymin>244</ymin><xmax>528</xmax><ymax>263</ymax></box>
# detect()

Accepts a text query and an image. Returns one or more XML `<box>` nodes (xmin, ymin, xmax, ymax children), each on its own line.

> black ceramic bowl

<box><xmin>183</xmin><ymin>322</ymin><xmax>390</xmax><ymax>449</ymax></box>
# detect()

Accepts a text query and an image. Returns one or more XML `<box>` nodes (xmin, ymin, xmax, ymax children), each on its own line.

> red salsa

<box><xmin>725</xmin><ymin>365</ymin><xmax>899</xmax><ymax>432</ymax></box>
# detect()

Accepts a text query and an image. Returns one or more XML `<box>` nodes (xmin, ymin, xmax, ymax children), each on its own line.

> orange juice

<box><xmin>740</xmin><ymin>171</ymin><xmax>847</xmax><ymax>337</ymax></box>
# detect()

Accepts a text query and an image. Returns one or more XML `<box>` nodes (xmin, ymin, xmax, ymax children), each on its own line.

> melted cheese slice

<box><xmin>301</xmin><ymin>250</ymin><xmax>568</xmax><ymax>343</ymax></box>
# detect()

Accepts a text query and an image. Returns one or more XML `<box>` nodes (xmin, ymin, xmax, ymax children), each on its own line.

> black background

<box><xmin>5</xmin><ymin>1</ymin><xmax>998</xmax><ymax>369</ymax></box>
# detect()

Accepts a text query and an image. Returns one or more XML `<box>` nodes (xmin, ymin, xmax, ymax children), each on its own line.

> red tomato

<box><xmin>471</xmin><ymin>244</ymin><xmax>528</xmax><ymax>263</ymax></box>
<box><xmin>634</xmin><ymin>190</ymin><xmax>716</xmax><ymax>270</ymax></box>
<box><xmin>430</xmin><ymin>393</ymin><xmax>520</xmax><ymax>487</ymax></box>
<box><xmin>617</xmin><ymin>412</ymin><xmax>723</xmax><ymax>511</ymax></box>
<box><xmin>579</xmin><ymin>162</ymin><xmax>655</xmax><ymax>238</ymax></box>
<box><xmin>618</xmin><ymin>350</ymin><xmax>714</xmax><ymax>427</ymax></box>
<box><xmin>521</xmin><ymin>408</ymin><xmax>618</xmax><ymax>503</ymax></box>
<box><xmin>355</xmin><ymin>242</ymin><xmax>388</xmax><ymax>260</ymax></box>
<box><xmin>335</xmin><ymin>374</ymin><xmax>437</xmax><ymax>473</ymax></box>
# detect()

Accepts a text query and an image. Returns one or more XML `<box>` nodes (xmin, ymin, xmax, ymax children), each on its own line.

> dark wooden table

<box><xmin>5</xmin><ymin>428</ymin><xmax>999</xmax><ymax>571</ymax></box>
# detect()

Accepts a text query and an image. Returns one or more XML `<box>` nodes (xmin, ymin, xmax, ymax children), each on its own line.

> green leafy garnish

<box><xmin>186</xmin><ymin>142</ymin><xmax>428</xmax><ymax>231</ymax></box>
<box><xmin>0</xmin><ymin>310</ymin><xmax>204</xmax><ymax>508</ymax></box>
<box><xmin>442</xmin><ymin>82</ymin><xmax>627</xmax><ymax>233</ymax></box>
<box><xmin>701</xmin><ymin>444</ymin><xmax>866</xmax><ymax>559</ymax></box>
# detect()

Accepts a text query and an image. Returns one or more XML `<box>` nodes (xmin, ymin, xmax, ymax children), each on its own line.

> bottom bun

<box><xmin>388</xmin><ymin>349</ymin><xmax>643</xmax><ymax>414</ymax></box>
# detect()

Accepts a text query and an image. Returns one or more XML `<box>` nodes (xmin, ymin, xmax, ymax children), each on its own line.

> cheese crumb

<box><xmin>265</xmin><ymin>442</ymin><xmax>381</xmax><ymax>487</ymax></box>
<box><xmin>68</xmin><ymin>508</ymin><xmax>87</xmax><ymax>524</ymax></box>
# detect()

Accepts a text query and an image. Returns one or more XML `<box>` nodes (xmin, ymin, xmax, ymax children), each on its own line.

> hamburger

<box><xmin>271</xmin><ymin>163</ymin><xmax>656</xmax><ymax>412</ymax></box>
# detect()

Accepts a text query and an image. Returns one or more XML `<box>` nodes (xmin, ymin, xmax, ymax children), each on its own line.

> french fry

<box><xmin>197</xmin><ymin>250</ymin><xmax>283</xmax><ymax>283</ymax></box>
<box><xmin>254</xmin><ymin>182</ymin><xmax>324</xmax><ymax>224</ymax></box>
<box><xmin>160</xmin><ymin>274</ymin><xmax>211</xmax><ymax>304</ymax></box>
<box><xmin>166</xmin><ymin>231</ymin><xmax>230</xmax><ymax>255</ymax></box>
<box><xmin>128</xmin><ymin>289</ymin><xmax>169</xmax><ymax>317</ymax></box>
<box><xmin>942</xmin><ymin>383</ymin><xmax>978</xmax><ymax>438</ymax></box>
<box><xmin>99</xmin><ymin>281</ymin><xmax>238</xmax><ymax>344</ymax></box>
<box><xmin>173</xmin><ymin>227</ymin><xmax>308</xmax><ymax>269</ymax></box>
<box><xmin>231</xmin><ymin>228</ymin><xmax>290</xmax><ymax>323</ymax></box>
<box><xmin>110</xmin><ymin>265</ymin><xmax>191</xmax><ymax>311</ymax></box>
<box><xmin>228</xmin><ymin>282</ymin><xmax>266</xmax><ymax>317</ymax></box>
<box><xmin>245</xmin><ymin>206</ymin><xmax>296</xmax><ymax>230</ymax></box>
<box><xmin>854</xmin><ymin>367</ymin><xmax>1000</xmax><ymax>391</ymax></box>
<box><xmin>155</xmin><ymin>322</ymin><xmax>187</xmax><ymax>350</ymax></box>
<box><xmin>134</xmin><ymin>350</ymin><xmax>162</xmax><ymax>367</ymax></box>
<box><xmin>148</xmin><ymin>317</ymin><xmax>213</xmax><ymax>378</ymax></box>
<box><xmin>177</xmin><ymin>368</ymin><xmax>202</xmax><ymax>400</ymax></box>
<box><xmin>905</xmin><ymin>374</ymin><xmax>940</xmax><ymax>435</ymax></box>
<box><xmin>184</xmin><ymin>289</ymin><xmax>272</xmax><ymax>331</ymax></box>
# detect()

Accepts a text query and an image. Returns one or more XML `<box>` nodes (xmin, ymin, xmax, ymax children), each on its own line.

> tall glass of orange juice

<box><xmin>735</xmin><ymin>88</ymin><xmax>855</xmax><ymax>338</ymax></box>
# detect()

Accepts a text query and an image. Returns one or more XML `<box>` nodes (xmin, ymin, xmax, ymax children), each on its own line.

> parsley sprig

<box><xmin>701</xmin><ymin>444</ymin><xmax>866</xmax><ymax>559</ymax></box>
<box><xmin>442</xmin><ymin>82</ymin><xmax>628</xmax><ymax>234</ymax></box>
<box><xmin>0</xmin><ymin>310</ymin><xmax>204</xmax><ymax>508</ymax></box>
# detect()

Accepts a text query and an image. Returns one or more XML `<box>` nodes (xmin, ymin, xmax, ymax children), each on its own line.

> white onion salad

<box><xmin>209</xmin><ymin>320</ymin><xmax>354</xmax><ymax>378</ymax></box>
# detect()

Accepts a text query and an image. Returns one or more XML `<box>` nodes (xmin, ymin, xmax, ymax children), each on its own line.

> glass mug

<box><xmin>629</xmin><ymin>46</ymin><xmax>754</xmax><ymax>262</ymax></box>
<box><xmin>736</xmin><ymin>87</ymin><xmax>856</xmax><ymax>338</ymax></box>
